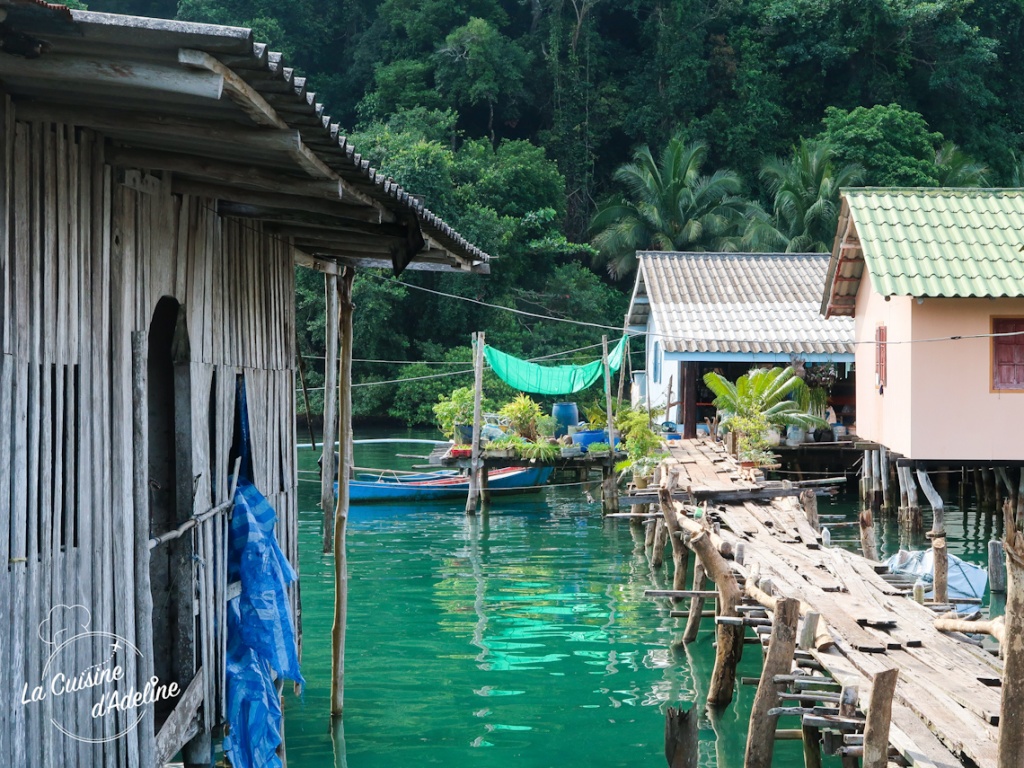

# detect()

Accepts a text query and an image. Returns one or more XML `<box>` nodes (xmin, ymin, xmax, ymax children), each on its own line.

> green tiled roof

<box><xmin>846</xmin><ymin>188</ymin><xmax>1024</xmax><ymax>298</ymax></box>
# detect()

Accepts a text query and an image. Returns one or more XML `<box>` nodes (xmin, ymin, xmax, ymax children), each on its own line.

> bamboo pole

<box><xmin>131</xmin><ymin>332</ymin><xmax>157</xmax><ymax>766</ymax></box>
<box><xmin>745</xmin><ymin>598</ymin><xmax>800</xmax><ymax>768</ymax></box>
<box><xmin>465</xmin><ymin>332</ymin><xmax>484</xmax><ymax>515</ymax></box>
<box><xmin>616</xmin><ymin>335</ymin><xmax>629</xmax><ymax>411</ymax></box>
<box><xmin>321</xmin><ymin>272</ymin><xmax>339</xmax><ymax>553</ymax></box>
<box><xmin>602</xmin><ymin>335</ymin><xmax>618</xmax><ymax>515</ymax></box>
<box><xmin>331</xmin><ymin>267</ymin><xmax>354</xmax><ymax>718</ymax></box>
<box><xmin>862</xmin><ymin>668</ymin><xmax>898</xmax><ymax>768</ymax></box>
<box><xmin>296</xmin><ymin>345</ymin><xmax>317</xmax><ymax>450</ymax></box>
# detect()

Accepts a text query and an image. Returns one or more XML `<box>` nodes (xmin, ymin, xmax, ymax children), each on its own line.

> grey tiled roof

<box><xmin>628</xmin><ymin>252</ymin><xmax>855</xmax><ymax>356</ymax></box>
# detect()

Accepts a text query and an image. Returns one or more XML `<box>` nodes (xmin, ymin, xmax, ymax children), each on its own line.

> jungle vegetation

<box><xmin>87</xmin><ymin>0</ymin><xmax>1024</xmax><ymax>424</ymax></box>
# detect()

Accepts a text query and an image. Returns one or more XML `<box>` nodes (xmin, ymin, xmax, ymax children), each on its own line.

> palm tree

<box><xmin>933</xmin><ymin>142</ymin><xmax>988</xmax><ymax>187</ymax></box>
<box><xmin>703</xmin><ymin>366</ymin><xmax>826</xmax><ymax>433</ymax></box>
<box><xmin>590</xmin><ymin>136</ymin><xmax>746</xmax><ymax>280</ymax></box>
<box><xmin>743</xmin><ymin>139</ymin><xmax>863</xmax><ymax>253</ymax></box>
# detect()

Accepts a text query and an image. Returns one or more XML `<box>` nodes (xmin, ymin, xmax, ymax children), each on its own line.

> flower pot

<box><xmin>633</xmin><ymin>474</ymin><xmax>650</xmax><ymax>490</ymax></box>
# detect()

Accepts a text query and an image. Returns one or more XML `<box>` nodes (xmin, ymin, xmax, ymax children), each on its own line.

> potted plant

<box><xmin>614</xmin><ymin>407</ymin><xmax>666</xmax><ymax>486</ymax></box>
<box><xmin>484</xmin><ymin>434</ymin><xmax>528</xmax><ymax>459</ymax></box>
<box><xmin>499</xmin><ymin>394</ymin><xmax>544</xmax><ymax>441</ymax></box>
<box><xmin>449</xmin><ymin>444</ymin><xmax>473</xmax><ymax>459</ymax></box>
<box><xmin>520</xmin><ymin>440</ymin><xmax>560</xmax><ymax>462</ymax></box>
<box><xmin>586</xmin><ymin>441</ymin><xmax>611</xmax><ymax>458</ymax></box>
<box><xmin>703</xmin><ymin>366</ymin><xmax>827</xmax><ymax>464</ymax></box>
<box><xmin>434</xmin><ymin>386</ymin><xmax>479</xmax><ymax>442</ymax></box>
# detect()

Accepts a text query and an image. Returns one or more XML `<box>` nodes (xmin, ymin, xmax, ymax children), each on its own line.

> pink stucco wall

<box><xmin>854</xmin><ymin>280</ymin><xmax>1024</xmax><ymax>461</ymax></box>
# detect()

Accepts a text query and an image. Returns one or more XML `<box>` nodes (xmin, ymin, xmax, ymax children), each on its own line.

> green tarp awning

<box><xmin>483</xmin><ymin>336</ymin><xmax>627</xmax><ymax>395</ymax></box>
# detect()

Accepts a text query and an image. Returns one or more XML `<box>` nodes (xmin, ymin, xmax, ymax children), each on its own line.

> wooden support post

<box><xmin>838</xmin><ymin>686</ymin><xmax>859</xmax><ymax>768</ymax></box>
<box><xmin>662</xmin><ymin>495</ymin><xmax>691</xmax><ymax>598</ymax></box>
<box><xmin>465</xmin><ymin>332</ymin><xmax>484</xmax><ymax>515</ymax></box>
<box><xmin>798</xmin><ymin>612</ymin><xmax>820</xmax><ymax>651</ymax></box>
<box><xmin>991</xmin><ymin>540</ymin><xmax>1007</xmax><ymax>593</ymax></box>
<box><xmin>131</xmin><ymin>332</ymin><xmax>157</xmax><ymax>767</ymax></box>
<box><xmin>681</xmin><ymin>361</ymin><xmax>698</xmax><ymax>439</ymax></box>
<box><xmin>296</xmin><ymin>346</ymin><xmax>317</xmax><ymax>450</ymax></box>
<box><xmin>331</xmin><ymin>267</ymin><xmax>355</xmax><ymax>718</ymax></box>
<box><xmin>859</xmin><ymin>506</ymin><xmax>878</xmax><ymax>562</ymax></box>
<box><xmin>903</xmin><ymin>466</ymin><xmax>922</xmax><ymax>532</ymax></box>
<box><xmin>480</xmin><ymin>466</ymin><xmax>491</xmax><ymax>514</ymax></box>
<box><xmin>602</xmin><ymin>335</ymin><xmax>619</xmax><ymax>515</ymax></box>
<box><xmin>659</xmin><ymin>484</ymin><xmax>742</xmax><ymax>705</ymax></box>
<box><xmin>801</xmin><ymin>722</ymin><xmax>823</xmax><ymax>768</ymax></box>
<box><xmin>960</xmin><ymin>466</ymin><xmax>967</xmax><ymax>513</ymax></box>
<box><xmin>871</xmin><ymin>449</ymin><xmax>883</xmax><ymax>516</ymax></box>
<box><xmin>999</xmin><ymin>522</ymin><xmax>1024</xmax><ymax>768</ymax></box>
<box><xmin>665</xmin><ymin>706</ymin><xmax>699</xmax><ymax>768</ymax></box>
<box><xmin>932</xmin><ymin>536</ymin><xmax>948</xmax><ymax>606</ymax></box>
<box><xmin>916</xmin><ymin>468</ymin><xmax>945</xmax><ymax>534</ymax></box>
<box><xmin>862</xmin><ymin>669</ymin><xmax>899</xmax><ymax>768</ymax></box>
<box><xmin>745</xmin><ymin>598</ymin><xmax>799</xmax><ymax>768</ymax></box>
<box><xmin>861</xmin><ymin>450</ymin><xmax>872</xmax><ymax>504</ymax></box>
<box><xmin>321</xmin><ymin>272</ymin><xmax>339</xmax><ymax>553</ymax></box>
<box><xmin>683</xmin><ymin>561</ymin><xmax>707</xmax><ymax>644</ymax></box>
<box><xmin>800</xmin><ymin>489</ymin><xmax>819</xmax><ymax>531</ymax></box>
<box><xmin>651</xmin><ymin>518</ymin><xmax>668</xmax><ymax>569</ymax></box>
<box><xmin>616</xmin><ymin>335</ymin><xmax>629</xmax><ymax>411</ymax></box>
<box><xmin>879</xmin><ymin>447</ymin><xmax>892</xmax><ymax>514</ymax></box>
<box><xmin>896</xmin><ymin>464</ymin><xmax>909</xmax><ymax>529</ymax></box>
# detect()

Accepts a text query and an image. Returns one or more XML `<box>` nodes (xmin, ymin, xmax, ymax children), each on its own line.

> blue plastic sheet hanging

<box><xmin>223</xmin><ymin>377</ymin><xmax>303</xmax><ymax>768</ymax></box>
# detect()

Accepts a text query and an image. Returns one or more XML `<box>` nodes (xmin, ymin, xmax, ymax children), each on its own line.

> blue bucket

<box><xmin>552</xmin><ymin>402</ymin><xmax>579</xmax><ymax>438</ymax></box>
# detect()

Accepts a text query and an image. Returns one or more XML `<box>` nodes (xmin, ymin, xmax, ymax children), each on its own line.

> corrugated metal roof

<box><xmin>628</xmin><ymin>252</ymin><xmax>855</xmax><ymax>356</ymax></box>
<box><xmin>0</xmin><ymin>7</ymin><xmax>490</xmax><ymax>273</ymax></box>
<box><xmin>846</xmin><ymin>188</ymin><xmax>1024</xmax><ymax>299</ymax></box>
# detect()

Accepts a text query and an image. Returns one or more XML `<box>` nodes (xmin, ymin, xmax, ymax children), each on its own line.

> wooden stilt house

<box><xmin>0</xmin><ymin>4</ymin><xmax>488</xmax><ymax>766</ymax></box>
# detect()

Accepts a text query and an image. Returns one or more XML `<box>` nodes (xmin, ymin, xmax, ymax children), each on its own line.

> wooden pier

<box><xmin>645</xmin><ymin>438</ymin><xmax>1002</xmax><ymax>768</ymax></box>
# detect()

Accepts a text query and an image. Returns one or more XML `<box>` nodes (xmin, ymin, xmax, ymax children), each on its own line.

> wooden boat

<box><xmin>343</xmin><ymin>465</ymin><xmax>553</xmax><ymax>503</ymax></box>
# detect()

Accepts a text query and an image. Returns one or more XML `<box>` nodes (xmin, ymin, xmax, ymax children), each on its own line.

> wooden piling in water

<box><xmin>916</xmin><ymin>468</ymin><xmax>948</xmax><ymax>603</ymax></box>
<box><xmin>991</xmin><ymin>540</ymin><xmax>1007</xmax><ymax>593</ymax></box>
<box><xmin>800</xmin><ymin>489</ymin><xmax>819</xmax><ymax>531</ymax></box>
<box><xmin>682</xmin><ymin>562</ymin><xmax>707</xmax><ymax>644</ymax></box>
<box><xmin>862</xmin><ymin>668</ymin><xmax>899</xmax><ymax>768</ymax></box>
<box><xmin>659</xmin><ymin>477</ymin><xmax>743</xmax><ymax>705</ymax></box>
<box><xmin>745</xmin><ymin>598</ymin><xmax>799</xmax><ymax>768</ymax></box>
<box><xmin>601</xmin><ymin>335</ymin><xmax>619</xmax><ymax>515</ymax></box>
<box><xmin>651</xmin><ymin>518</ymin><xmax>668</xmax><ymax>569</ymax></box>
<box><xmin>331</xmin><ymin>267</ymin><xmax>354</xmax><ymax>718</ymax></box>
<box><xmin>999</xmin><ymin>521</ymin><xmax>1024</xmax><ymax>768</ymax></box>
<box><xmin>660</xmin><ymin>484</ymin><xmax>691</xmax><ymax>598</ymax></box>
<box><xmin>465</xmin><ymin>332</ymin><xmax>484</xmax><ymax>515</ymax></box>
<box><xmin>321</xmin><ymin>272</ymin><xmax>339</xmax><ymax>553</ymax></box>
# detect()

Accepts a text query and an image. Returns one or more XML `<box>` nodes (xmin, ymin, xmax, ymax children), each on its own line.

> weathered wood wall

<box><xmin>0</xmin><ymin>97</ymin><xmax>299</xmax><ymax>765</ymax></box>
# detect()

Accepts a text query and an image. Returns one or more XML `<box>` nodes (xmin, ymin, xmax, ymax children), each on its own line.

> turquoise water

<box><xmin>281</xmin><ymin>436</ymin><xmax>807</xmax><ymax>767</ymax></box>
<box><xmin>281</xmin><ymin>438</ymin><xmax>994</xmax><ymax>766</ymax></box>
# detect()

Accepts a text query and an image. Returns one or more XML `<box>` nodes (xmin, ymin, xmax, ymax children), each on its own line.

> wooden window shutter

<box><xmin>875</xmin><ymin>325</ymin><xmax>887</xmax><ymax>390</ymax></box>
<box><xmin>993</xmin><ymin>318</ymin><xmax>1024</xmax><ymax>390</ymax></box>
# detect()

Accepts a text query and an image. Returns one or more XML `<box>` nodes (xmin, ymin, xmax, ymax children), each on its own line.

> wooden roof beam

<box><xmin>217</xmin><ymin>201</ymin><xmax>393</xmax><ymax>227</ymax></box>
<box><xmin>108</xmin><ymin>146</ymin><xmax>345</xmax><ymax>202</ymax></box>
<box><xmin>171</xmin><ymin>178</ymin><xmax>394</xmax><ymax>223</ymax></box>
<box><xmin>0</xmin><ymin>52</ymin><xmax>224</xmax><ymax>100</ymax></box>
<box><xmin>178</xmin><ymin>48</ymin><xmax>284</xmax><ymax>128</ymax></box>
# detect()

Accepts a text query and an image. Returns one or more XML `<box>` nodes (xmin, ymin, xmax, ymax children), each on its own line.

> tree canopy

<box><xmin>85</xmin><ymin>0</ymin><xmax>1024</xmax><ymax>423</ymax></box>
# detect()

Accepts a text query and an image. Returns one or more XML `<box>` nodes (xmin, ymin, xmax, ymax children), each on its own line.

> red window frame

<box><xmin>992</xmin><ymin>317</ymin><xmax>1024</xmax><ymax>391</ymax></box>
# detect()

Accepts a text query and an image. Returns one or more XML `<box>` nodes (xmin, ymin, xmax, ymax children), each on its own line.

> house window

<box><xmin>653</xmin><ymin>342</ymin><xmax>662</xmax><ymax>384</ymax></box>
<box><xmin>993</xmin><ymin>318</ymin><xmax>1024</xmax><ymax>390</ymax></box>
<box><xmin>875</xmin><ymin>325</ymin><xmax>887</xmax><ymax>390</ymax></box>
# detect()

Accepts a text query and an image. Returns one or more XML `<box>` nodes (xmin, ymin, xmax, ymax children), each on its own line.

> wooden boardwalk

<box><xmin>657</xmin><ymin>438</ymin><xmax>1002</xmax><ymax>768</ymax></box>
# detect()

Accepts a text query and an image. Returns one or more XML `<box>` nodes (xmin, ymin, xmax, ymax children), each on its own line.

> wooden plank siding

<box><xmin>0</xmin><ymin>101</ymin><xmax>299</xmax><ymax>765</ymax></box>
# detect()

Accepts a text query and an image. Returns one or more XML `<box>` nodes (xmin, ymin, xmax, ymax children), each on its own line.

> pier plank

<box><xmin>661</xmin><ymin>438</ymin><xmax>1001</xmax><ymax>768</ymax></box>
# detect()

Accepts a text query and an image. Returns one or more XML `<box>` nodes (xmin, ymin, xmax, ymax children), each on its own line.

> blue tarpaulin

<box><xmin>223</xmin><ymin>379</ymin><xmax>303</xmax><ymax>768</ymax></box>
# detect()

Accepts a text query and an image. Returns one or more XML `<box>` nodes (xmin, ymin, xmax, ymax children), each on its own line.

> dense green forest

<box><xmin>91</xmin><ymin>0</ymin><xmax>1024</xmax><ymax>424</ymax></box>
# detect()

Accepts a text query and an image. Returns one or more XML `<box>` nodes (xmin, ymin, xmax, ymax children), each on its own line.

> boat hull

<box><xmin>345</xmin><ymin>466</ymin><xmax>553</xmax><ymax>503</ymax></box>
